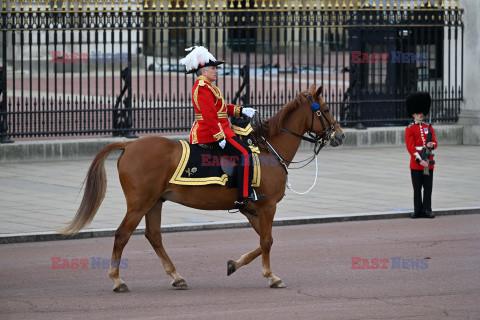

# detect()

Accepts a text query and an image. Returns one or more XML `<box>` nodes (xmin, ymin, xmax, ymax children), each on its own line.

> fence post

<box><xmin>112</xmin><ymin>9</ymin><xmax>136</xmax><ymax>139</ymax></box>
<box><xmin>123</xmin><ymin>13</ymin><xmax>136</xmax><ymax>139</ymax></box>
<box><xmin>244</xmin><ymin>48</ymin><xmax>250</xmax><ymax>106</ymax></box>
<box><xmin>0</xmin><ymin>28</ymin><xmax>13</xmax><ymax>144</ymax></box>
<box><xmin>232</xmin><ymin>65</ymin><xmax>250</xmax><ymax>106</ymax></box>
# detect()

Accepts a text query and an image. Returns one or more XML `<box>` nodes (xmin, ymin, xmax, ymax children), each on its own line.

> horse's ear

<box><xmin>309</xmin><ymin>84</ymin><xmax>316</xmax><ymax>92</ymax></box>
<box><xmin>314</xmin><ymin>85</ymin><xmax>323</xmax><ymax>98</ymax></box>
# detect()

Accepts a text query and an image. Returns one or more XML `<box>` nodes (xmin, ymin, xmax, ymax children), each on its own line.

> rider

<box><xmin>180</xmin><ymin>46</ymin><xmax>265</xmax><ymax>209</ymax></box>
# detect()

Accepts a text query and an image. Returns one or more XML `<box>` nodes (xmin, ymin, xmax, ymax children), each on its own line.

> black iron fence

<box><xmin>0</xmin><ymin>0</ymin><xmax>464</xmax><ymax>142</ymax></box>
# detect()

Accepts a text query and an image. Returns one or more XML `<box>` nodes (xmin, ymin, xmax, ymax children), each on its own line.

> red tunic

<box><xmin>189</xmin><ymin>76</ymin><xmax>242</xmax><ymax>144</ymax></box>
<box><xmin>405</xmin><ymin>122</ymin><xmax>437</xmax><ymax>170</ymax></box>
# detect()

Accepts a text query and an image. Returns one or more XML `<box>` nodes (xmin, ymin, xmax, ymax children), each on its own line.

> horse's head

<box><xmin>303</xmin><ymin>84</ymin><xmax>345</xmax><ymax>147</ymax></box>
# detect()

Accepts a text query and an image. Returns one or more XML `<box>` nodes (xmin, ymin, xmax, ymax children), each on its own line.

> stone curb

<box><xmin>1</xmin><ymin>206</ymin><xmax>478</xmax><ymax>245</ymax></box>
<box><xmin>0</xmin><ymin>125</ymin><xmax>464</xmax><ymax>163</ymax></box>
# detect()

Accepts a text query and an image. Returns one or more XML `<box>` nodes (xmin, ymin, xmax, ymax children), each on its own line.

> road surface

<box><xmin>1</xmin><ymin>215</ymin><xmax>479</xmax><ymax>319</ymax></box>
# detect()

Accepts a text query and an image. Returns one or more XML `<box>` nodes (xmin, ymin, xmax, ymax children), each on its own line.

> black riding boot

<box><xmin>234</xmin><ymin>190</ymin><xmax>266</xmax><ymax>209</ymax></box>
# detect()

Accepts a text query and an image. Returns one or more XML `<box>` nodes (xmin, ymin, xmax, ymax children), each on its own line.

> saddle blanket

<box><xmin>169</xmin><ymin>140</ymin><xmax>261</xmax><ymax>187</ymax></box>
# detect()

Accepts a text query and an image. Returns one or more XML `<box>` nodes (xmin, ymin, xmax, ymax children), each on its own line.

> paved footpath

<box><xmin>0</xmin><ymin>145</ymin><xmax>479</xmax><ymax>241</ymax></box>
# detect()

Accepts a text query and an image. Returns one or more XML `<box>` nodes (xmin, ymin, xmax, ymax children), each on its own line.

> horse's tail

<box><xmin>59</xmin><ymin>142</ymin><xmax>129</xmax><ymax>236</ymax></box>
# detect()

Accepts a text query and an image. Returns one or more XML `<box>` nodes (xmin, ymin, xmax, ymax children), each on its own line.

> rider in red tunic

<box><xmin>405</xmin><ymin>92</ymin><xmax>437</xmax><ymax>219</ymax></box>
<box><xmin>189</xmin><ymin>74</ymin><xmax>242</xmax><ymax>145</ymax></box>
<box><xmin>180</xmin><ymin>46</ymin><xmax>265</xmax><ymax>209</ymax></box>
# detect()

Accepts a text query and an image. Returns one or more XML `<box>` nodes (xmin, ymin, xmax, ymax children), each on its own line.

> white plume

<box><xmin>179</xmin><ymin>46</ymin><xmax>217</xmax><ymax>73</ymax></box>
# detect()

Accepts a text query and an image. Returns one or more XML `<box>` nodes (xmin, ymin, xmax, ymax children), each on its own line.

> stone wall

<box><xmin>0</xmin><ymin>125</ymin><xmax>464</xmax><ymax>163</ymax></box>
<box><xmin>458</xmin><ymin>0</ymin><xmax>480</xmax><ymax>145</ymax></box>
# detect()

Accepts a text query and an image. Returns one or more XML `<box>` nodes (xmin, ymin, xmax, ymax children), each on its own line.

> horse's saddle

<box><xmin>169</xmin><ymin>117</ymin><xmax>261</xmax><ymax>188</ymax></box>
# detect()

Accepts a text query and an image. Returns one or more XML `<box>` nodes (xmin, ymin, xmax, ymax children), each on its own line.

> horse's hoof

<box><xmin>113</xmin><ymin>283</ymin><xmax>130</xmax><ymax>293</ymax></box>
<box><xmin>227</xmin><ymin>260</ymin><xmax>237</xmax><ymax>276</ymax></box>
<box><xmin>172</xmin><ymin>278</ymin><xmax>188</xmax><ymax>289</ymax></box>
<box><xmin>269</xmin><ymin>280</ymin><xmax>286</xmax><ymax>288</ymax></box>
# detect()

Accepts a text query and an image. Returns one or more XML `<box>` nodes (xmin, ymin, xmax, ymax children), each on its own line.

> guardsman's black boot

<box><xmin>424</xmin><ymin>211</ymin><xmax>435</xmax><ymax>219</ymax></box>
<box><xmin>410</xmin><ymin>211</ymin><xmax>421</xmax><ymax>219</ymax></box>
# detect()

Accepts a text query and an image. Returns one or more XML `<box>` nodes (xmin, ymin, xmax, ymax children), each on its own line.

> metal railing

<box><xmin>0</xmin><ymin>0</ymin><xmax>464</xmax><ymax>142</ymax></box>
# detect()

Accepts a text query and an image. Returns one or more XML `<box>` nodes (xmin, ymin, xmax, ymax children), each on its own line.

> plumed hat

<box><xmin>406</xmin><ymin>92</ymin><xmax>431</xmax><ymax>116</ymax></box>
<box><xmin>179</xmin><ymin>46</ymin><xmax>224</xmax><ymax>74</ymax></box>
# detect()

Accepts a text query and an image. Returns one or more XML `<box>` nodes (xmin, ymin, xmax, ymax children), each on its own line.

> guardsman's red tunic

<box><xmin>189</xmin><ymin>76</ymin><xmax>242</xmax><ymax>144</ymax></box>
<box><xmin>405</xmin><ymin>122</ymin><xmax>437</xmax><ymax>170</ymax></box>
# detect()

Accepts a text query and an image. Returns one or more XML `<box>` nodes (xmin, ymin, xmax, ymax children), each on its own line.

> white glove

<box><xmin>242</xmin><ymin>107</ymin><xmax>256</xmax><ymax>118</ymax></box>
<box><xmin>218</xmin><ymin>138</ymin><xmax>226</xmax><ymax>149</ymax></box>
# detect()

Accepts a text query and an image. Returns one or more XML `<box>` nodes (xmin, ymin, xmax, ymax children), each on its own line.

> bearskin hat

<box><xmin>406</xmin><ymin>92</ymin><xmax>431</xmax><ymax>116</ymax></box>
<box><xmin>179</xmin><ymin>46</ymin><xmax>224</xmax><ymax>74</ymax></box>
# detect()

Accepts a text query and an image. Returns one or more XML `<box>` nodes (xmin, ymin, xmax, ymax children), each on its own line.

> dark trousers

<box><xmin>411</xmin><ymin>169</ymin><xmax>433</xmax><ymax>214</ymax></box>
<box><xmin>224</xmin><ymin>136</ymin><xmax>253</xmax><ymax>200</ymax></box>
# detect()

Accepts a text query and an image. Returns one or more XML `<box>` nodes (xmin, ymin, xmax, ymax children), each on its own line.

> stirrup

<box><xmin>249</xmin><ymin>190</ymin><xmax>266</xmax><ymax>202</ymax></box>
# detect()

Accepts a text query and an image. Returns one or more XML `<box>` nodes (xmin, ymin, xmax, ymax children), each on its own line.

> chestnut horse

<box><xmin>61</xmin><ymin>84</ymin><xmax>345</xmax><ymax>292</ymax></box>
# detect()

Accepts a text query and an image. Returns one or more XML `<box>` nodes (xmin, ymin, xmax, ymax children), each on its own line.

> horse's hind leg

<box><xmin>144</xmin><ymin>201</ymin><xmax>187</xmax><ymax>289</ymax></box>
<box><xmin>108</xmin><ymin>205</ymin><xmax>150</xmax><ymax>293</ymax></box>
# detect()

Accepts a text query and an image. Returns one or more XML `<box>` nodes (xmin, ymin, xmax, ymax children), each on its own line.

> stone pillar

<box><xmin>2</xmin><ymin>1</ymin><xmax>13</xmax><ymax>68</ymax></box>
<box><xmin>458</xmin><ymin>0</ymin><xmax>480</xmax><ymax>145</ymax></box>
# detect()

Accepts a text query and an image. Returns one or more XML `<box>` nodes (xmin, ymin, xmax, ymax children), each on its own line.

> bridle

<box><xmin>255</xmin><ymin>92</ymin><xmax>339</xmax><ymax>194</ymax></box>
<box><xmin>258</xmin><ymin>92</ymin><xmax>338</xmax><ymax>170</ymax></box>
<box><xmin>280</xmin><ymin>93</ymin><xmax>338</xmax><ymax>149</ymax></box>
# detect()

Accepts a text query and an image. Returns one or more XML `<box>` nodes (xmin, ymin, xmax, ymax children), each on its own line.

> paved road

<box><xmin>1</xmin><ymin>215</ymin><xmax>479</xmax><ymax>319</ymax></box>
<box><xmin>1</xmin><ymin>145</ymin><xmax>480</xmax><ymax>236</ymax></box>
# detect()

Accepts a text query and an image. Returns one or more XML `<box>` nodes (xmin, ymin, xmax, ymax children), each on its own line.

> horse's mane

<box><xmin>256</xmin><ymin>91</ymin><xmax>309</xmax><ymax>139</ymax></box>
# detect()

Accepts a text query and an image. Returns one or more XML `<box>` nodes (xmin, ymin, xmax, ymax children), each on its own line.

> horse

<box><xmin>61</xmin><ymin>84</ymin><xmax>345</xmax><ymax>292</ymax></box>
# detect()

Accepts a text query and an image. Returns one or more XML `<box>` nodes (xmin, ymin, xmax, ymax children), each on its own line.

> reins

<box><xmin>258</xmin><ymin>126</ymin><xmax>325</xmax><ymax>195</ymax></box>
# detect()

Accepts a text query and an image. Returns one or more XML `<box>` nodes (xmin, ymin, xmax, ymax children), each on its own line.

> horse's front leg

<box><xmin>227</xmin><ymin>247</ymin><xmax>262</xmax><ymax>276</ymax></box>
<box><xmin>227</xmin><ymin>213</ymin><xmax>262</xmax><ymax>276</ymax></box>
<box><xmin>258</xmin><ymin>204</ymin><xmax>285</xmax><ymax>288</ymax></box>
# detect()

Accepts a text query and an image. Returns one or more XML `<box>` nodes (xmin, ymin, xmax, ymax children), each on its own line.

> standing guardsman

<box><xmin>405</xmin><ymin>92</ymin><xmax>437</xmax><ymax>219</ymax></box>
<box><xmin>179</xmin><ymin>46</ymin><xmax>265</xmax><ymax>209</ymax></box>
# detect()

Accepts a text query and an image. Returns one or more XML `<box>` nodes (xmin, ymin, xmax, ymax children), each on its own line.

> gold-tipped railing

<box><xmin>0</xmin><ymin>0</ymin><xmax>463</xmax><ymax>31</ymax></box>
<box><xmin>3</xmin><ymin>0</ymin><xmax>462</xmax><ymax>13</ymax></box>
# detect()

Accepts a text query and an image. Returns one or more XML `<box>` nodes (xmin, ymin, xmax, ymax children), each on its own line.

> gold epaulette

<box><xmin>233</xmin><ymin>106</ymin><xmax>242</xmax><ymax>117</ymax></box>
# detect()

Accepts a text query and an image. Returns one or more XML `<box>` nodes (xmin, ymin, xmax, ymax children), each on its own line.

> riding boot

<box><xmin>234</xmin><ymin>190</ymin><xmax>266</xmax><ymax>209</ymax></box>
